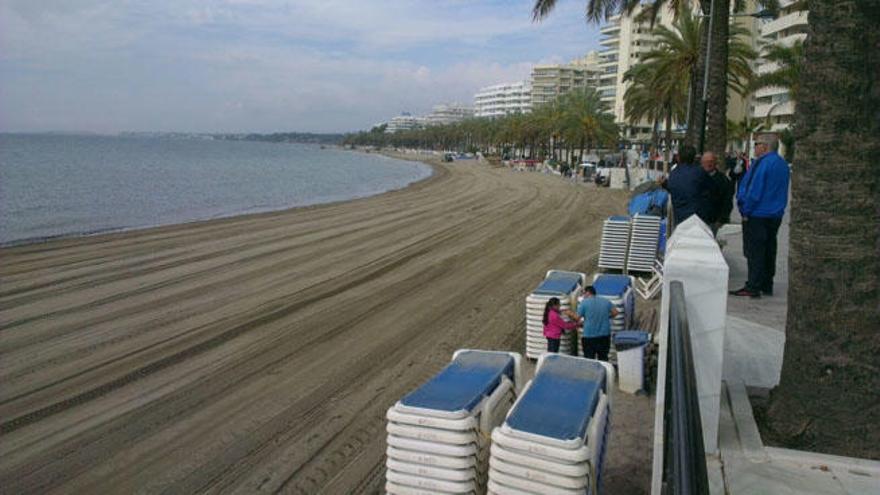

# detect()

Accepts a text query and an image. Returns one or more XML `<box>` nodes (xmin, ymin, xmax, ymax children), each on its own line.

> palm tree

<box><xmin>751</xmin><ymin>40</ymin><xmax>804</xmax><ymax>102</ymax></box>
<box><xmin>533</xmin><ymin>0</ymin><xmax>772</xmax><ymax>157</ymax></box>
<box><xmin>762</xmin><ymin>0</ymin><xmax>880</xmax><ymax>459</ymax></box>
<box><xmin>622</xmin><ymin>10</ymin><xmax>754</xmax><ymax>167</ymax></box>
<box><xmin>560</xmin><ymin>88</ymin><xmax>618</xmax><ymax>160</ymax></box>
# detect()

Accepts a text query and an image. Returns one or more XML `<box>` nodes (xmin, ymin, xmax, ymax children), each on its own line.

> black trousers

<box><xmin>547</xmin><ymin>338</ymin><xmax>560</xmax><ymax>353</ymax></box>
<box><xmin>582</xmin><ymin>336</ymin><xmax>610</xmax><ymax>361</ymax></box>
<box><xmin>743</xmin><ymin>216</ymin><xmax>782</xmax><ymax>293</ymax></box>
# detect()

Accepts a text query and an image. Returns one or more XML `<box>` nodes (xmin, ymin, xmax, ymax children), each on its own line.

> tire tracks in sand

<box><xmin>0</xmin><ymin>159</ymin><xmax>625</xmax><ymax>494</ymax></box>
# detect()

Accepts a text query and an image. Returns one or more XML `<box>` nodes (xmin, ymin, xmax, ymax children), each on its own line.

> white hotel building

<box><xmin>597</xmin><ymin>6</ymin><xmax>681</xmax><ymax>141</ymax></box>
<box><xmin>474</xmin><ymin>81</ymin><xmax>533</xmax><ymax>118</ymax></box>
<box><xmin>425</xmin><ymin>103</ymin><xmax>475</xmax><ymax>125</ymax></box>
<box><xmin>750</xmin><ymin>0</ymin><xmax>808</xmax><ymax>131</ymax></box>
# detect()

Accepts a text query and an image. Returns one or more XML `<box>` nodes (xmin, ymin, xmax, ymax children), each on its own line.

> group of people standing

<box><xmin>663</xmin><ymin>133</ymin><xmax>791</xmax><ymax>299</ymax></box>
<box><xmin>542</xmin><ymin>286</ymin><xmax>618</xmax><ymax>361</ymax></box>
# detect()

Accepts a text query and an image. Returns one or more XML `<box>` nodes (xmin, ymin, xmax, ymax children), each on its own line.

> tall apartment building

<box><xmin>474</xmin><ymin>81</ymin><xmax>532</xmax><ymax>118</ymax></box>
<box><xmin>530</xmin><ymin>51</ymin><xmax>602</xmax><ymax>108</ymax></box>
<box><xmin>597</xmin><ymin>6</ymin><xmax>680</xmax><ymax>141</ymax></box>
<box><xmin>425</xmin><ymin>103</ymin><xmax>475</xmax><ymax>126</ymax></box>
<box><xmin>750</xmin><ymin>0</ymin><xmax>807</xmax><ymax>131</ymax></box>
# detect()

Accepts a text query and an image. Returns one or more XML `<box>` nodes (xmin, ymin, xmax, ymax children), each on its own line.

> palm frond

<box><xmin>531</xmin><ymin>0</ymin><xmax>558</xmax><ymax>21</ymax></box>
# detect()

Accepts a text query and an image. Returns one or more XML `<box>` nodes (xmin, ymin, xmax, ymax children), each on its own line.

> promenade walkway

<box><xmin>711</xmin><ymin>211</ymin><xmax>880</xmax><ymax>494</ymax></box>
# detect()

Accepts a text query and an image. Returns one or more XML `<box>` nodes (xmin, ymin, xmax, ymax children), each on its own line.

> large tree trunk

<box><xmin>705</xmin><ymin>0</ymin><xmax>729</xmax><ymax>156</ymax></box>
<box><xmin>763</xmin><ymin>0</ymin><xmax>880</xmax><ymax>459</ymax></box>
<box><xmin>664</xmin><ymin>106</ymin><xmax>673</xmax><ymax>174</ymax></box>
<box><xmin>685</xmin><ymin>0</ymin><xmax>711</xmax><ymax>147</ymax></box>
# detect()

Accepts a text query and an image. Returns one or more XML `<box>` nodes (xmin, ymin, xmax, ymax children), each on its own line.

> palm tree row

<box><xmin>343</xmin><ymin>88</ymin><xmax>618</xmax><ymax>162</ymax></box>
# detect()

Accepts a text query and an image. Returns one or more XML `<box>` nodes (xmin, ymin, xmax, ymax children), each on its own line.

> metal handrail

<box><xmin>662</xmin><ymin>281</ymin><xmax>709</xmax><ymax>494</ymax></box>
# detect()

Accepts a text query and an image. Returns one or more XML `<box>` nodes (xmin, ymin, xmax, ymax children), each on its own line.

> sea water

<box><xmin>0</xmin><ymin>134</ymin><xmax>431</xmax><ymax>245</ymax></box>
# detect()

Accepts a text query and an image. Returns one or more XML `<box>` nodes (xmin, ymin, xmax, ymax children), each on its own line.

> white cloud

<box><xmin>0</xmin><ymin>0</ymin><xmax>602</xmax><ymax>133</ymax></box>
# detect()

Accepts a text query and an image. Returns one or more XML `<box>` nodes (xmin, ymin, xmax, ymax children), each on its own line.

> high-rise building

<box><xmin>530</xmin><ymin>51</ymin><xmax>602</xmax><ymax>108</ymax></box>
<box><xmin>425</xmin><ymin>103</ymin><xmax>475</xmax><ymax>125</ymax></box>
<box><xmin>474</xmin><ymin>81</ymin><xmax>533</xmax><ymax>118</ymax></box>
<box><xmin>597</xmin><ymin>7</ymin><xmax>681</xmax><ymax>140</ymax></box>
<box><xmin>750</xmin><ymin>0</ymin><xmax>807</xmax><ymax>131</ymax></box>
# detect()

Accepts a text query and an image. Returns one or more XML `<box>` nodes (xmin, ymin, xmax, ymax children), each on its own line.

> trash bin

<box><xmin>613</xmin><ymin>330</ymin><xmax>650</xmax><ymax>393</ymax></box>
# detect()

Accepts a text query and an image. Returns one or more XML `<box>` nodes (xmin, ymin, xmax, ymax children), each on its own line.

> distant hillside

<box><xmin>217</xmin><ymin>132</ymin><xmax>345</xmax><ymax>145</ymax></box>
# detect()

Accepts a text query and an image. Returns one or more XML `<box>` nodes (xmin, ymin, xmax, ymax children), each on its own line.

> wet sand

<box><xmin>0</xmin><ymin>157</ymin><xmax>629</xmax><ymax>493</ymax></box>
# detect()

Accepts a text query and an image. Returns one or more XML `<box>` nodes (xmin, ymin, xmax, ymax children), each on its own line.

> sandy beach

<box><xmin>0</xmin><ymin>157</ymin><xmax>630</xmax><ymax>493</ymax></box>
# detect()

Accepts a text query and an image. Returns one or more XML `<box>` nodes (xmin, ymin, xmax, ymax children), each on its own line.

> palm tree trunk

<box><xmin>705</xmin><ymin>0</ymin><xmax>730</xmax><ymax>156</ymax></box>
<box><xmin>664</xmin><ymin>106</ymin><xmax>673</xmax><ymax>174</ymax></box>
<box><xmin>763</xmin><ymin>0</ymin><xmax>880</xmax><ymax>459</ymax></box>
<box><xmin>685</xmin><ymin>0</ymin><xmax>711</xmax><ymax>147</ymax></box>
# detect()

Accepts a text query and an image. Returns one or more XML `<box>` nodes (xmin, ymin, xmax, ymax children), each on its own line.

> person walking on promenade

<box><xmin>661</xmin><ymin>145</ymin><xmax>713</xmax><ymax>225</ymax></box>
<box><xmin>543</xmin><ymin>297</ymin><xmax>579</xmax><ymax>353</ymax></box>
<box><xmin>577</xmin><ymin>286</ymin><xmax>618</xmax><ymax>361</ymax></box>
<box><xmin>701</xmin><ymin>151</ymin><xmax>733</xmax><ymax>234</ymax></box>
<box><xmin>730</xmin><ymin>134</ymin><xmax>790</xmax><ymax>298</ymax></box>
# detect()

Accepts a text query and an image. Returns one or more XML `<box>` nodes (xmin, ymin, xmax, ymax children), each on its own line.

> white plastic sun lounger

<box><xmin>488</xmin><ymin>354</ymin><xmax>614</xmax><ymax>495</ymax></box>
<box><xmin>385</xmin><ymin>350</ymin><xmax>522</xmax><ymax>494</ymax></box>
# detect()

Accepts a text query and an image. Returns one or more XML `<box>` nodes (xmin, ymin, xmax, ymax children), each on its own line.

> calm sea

<box><xmin>0</xmin><ymin>134</ymin><xmax>431</xmax><ymax>246</ymax></box>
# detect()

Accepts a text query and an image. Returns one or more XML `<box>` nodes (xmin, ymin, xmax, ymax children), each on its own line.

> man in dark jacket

<box><xmin>730</xmin><ymin>134</ymin><xmax>790</xmax><ymax>298</ymax></box>
<box><xmin>701</xmin><ymin>151</ymin><xmax>733</xmax><ymax>233</ymax></box>
<box><xmin>662</xmin><ymin>145</ymin><xmax>713</xmax><ymax>225</ymax></box>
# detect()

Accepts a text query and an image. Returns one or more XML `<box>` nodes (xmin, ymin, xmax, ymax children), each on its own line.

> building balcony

<box><xmin>760</xmin><ymin>11</ymin><xmax>808</xmax><ymax>37</ymax></box>
<box><xmin>754</xmin><ymin>86</ymin><xmax>791</xmax><ymax>100</ymax></box>
<box><xmin>600</xmin><ymin>22</ymin><xmax>621</xmax><ymax>35</ymax></box>
<box><xmin>600</xmin><ymin>36</ymin><xmax>620</xmax><ymax>47</ymax></box>
<box><xmin>752</xmin><ymin>100</ymin><xmax>795</xmax><ymax>119</ymax></box>
<box><xmin>775</xmin><ymin>32</ymin><xmax>807</xmax><ymax>47</ymax></box>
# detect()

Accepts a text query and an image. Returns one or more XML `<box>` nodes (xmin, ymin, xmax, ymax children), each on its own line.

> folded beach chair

<box><xmin>525</xmin><ymin>270</ymin><xmax>586</xmax><ymax>359</ymax></box>
<box><xmin>386</xmin><ymin>350</ymin><xmax>523</xmax><ymax>494</ymax></box>
<box><xmin>488</xmin><ymin>354</ymin><xmax>614</xmax><ymax>494</ymax></box>
<box><xmin>627</xmin><ymin>214</ymin><xmax>662</xmax><ymax>272</ymax></box>
<box><xmin>598</xmin><ymin>216</ymin><xmax>631</xmax><ymax>271</ymax></box>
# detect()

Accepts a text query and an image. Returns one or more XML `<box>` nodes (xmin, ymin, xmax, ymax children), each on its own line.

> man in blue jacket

<box><xmin>730</xmin><ymin>134</ymin><xmax>790</xmax><ymax>298</ymax></box>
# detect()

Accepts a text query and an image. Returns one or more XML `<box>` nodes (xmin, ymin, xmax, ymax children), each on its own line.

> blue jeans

<box><xmin>547</xmin><ymin>338</ymin><xmax>561</xmax><ymax>353</ymax></box>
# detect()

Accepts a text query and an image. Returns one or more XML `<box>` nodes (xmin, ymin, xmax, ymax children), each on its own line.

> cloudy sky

<box><xmin>0</xmin><ymin>0</ymin><xmax>603</xmax><ymax>133</ymax></box>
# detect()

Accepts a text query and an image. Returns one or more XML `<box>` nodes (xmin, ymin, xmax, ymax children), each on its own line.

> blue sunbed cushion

<box><xmin>400</xmin><ymin>351</ymin><xmax>514</xmax><ymax>412</ymax></box>
<box><xmin>593</xmin><ymin>274</ymin><xmax>632</xmax><ymax>296</ymax></box>
<box><xmin>505</xmin><ymin>355</ymin><xmax>606</xmax><ymax>441</ymax></box>
<box><xmin>533</xmin><ymin>271</ymin><xmax>582</xmax><ymax>296</ymax></box>
<box><xmin>613</xmin><ymin>330</ymin><xmax>650</xmax><ymax>348</ymax></box>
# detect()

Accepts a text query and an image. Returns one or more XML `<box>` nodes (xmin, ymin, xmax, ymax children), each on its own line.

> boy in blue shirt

<box><xmin>577</xmin><ymin>286</ymin><xmax>619</xmax><ymax>361</ymax></box>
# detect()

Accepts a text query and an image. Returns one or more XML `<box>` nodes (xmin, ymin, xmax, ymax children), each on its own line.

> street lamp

<box><xmin>697</xmin><ymin>4</ymin><xmax>777</xmax><ymax>153</ymax></box>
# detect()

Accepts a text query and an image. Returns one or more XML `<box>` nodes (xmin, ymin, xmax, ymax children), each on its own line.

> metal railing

<box><xmin>662</xmin><ymin>281</ymin><xmax>709</xmax><ymax>494</ymax></box>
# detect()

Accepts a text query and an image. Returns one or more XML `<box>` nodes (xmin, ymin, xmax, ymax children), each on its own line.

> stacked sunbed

<box><xmin>525</xmin><ymin>270</ymin><xmax>586</xmax><ymax>359</ymax></box>
<box><xmin>591</xmin><ymin>273</ymin><xmax>635</xmax><ymax>332</ymax></box>
<box><xmin>488</xmin><ymin>354</ymin><xmax>614</xmax><ymax>494</ymax></box>
<box><xmin>626</xmin><ymin>214</ymin><xmax>662</xmax><ymax>272</ymax></box>
<box><xmin>598</xmin><ymin>215</ymin><xmax>631</xmax><ymax>270</ymax></box>
<box><xmin>385</xmin><ymin>350</ymin><xmax>522</xmax><ymax>494</ymax></box>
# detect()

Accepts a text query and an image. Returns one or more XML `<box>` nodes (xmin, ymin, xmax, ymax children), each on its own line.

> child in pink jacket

<box><xmin>543</xmin><ymin>297</ymin><xmax>580</xmax><ymax>353</ymax></box>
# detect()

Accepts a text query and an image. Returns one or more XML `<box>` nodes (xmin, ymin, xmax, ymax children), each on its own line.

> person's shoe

<box><xmin>729</xmin><ymin>287</ymin><xmax>761</xmax><ymax>298</ymax></box>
